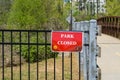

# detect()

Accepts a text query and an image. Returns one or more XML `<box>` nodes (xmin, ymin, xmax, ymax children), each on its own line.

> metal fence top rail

<box><xmin>0</xmin><ymin>29</ymin><xmax>89</xmax><ymax>33</ymax></box>
<box><xmin>0</xmin><ymin>29</ymin><xmax>52</xmax><ymax>32</ymax></box>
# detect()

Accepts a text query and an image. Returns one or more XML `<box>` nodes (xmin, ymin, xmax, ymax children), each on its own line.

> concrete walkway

<box><xmin>97</xmin><ymin>34</ymin><xmax>120</xmax><ymax>80</ymax></box>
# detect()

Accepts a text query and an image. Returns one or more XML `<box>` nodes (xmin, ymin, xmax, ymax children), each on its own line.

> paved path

<box><xmin>97</xmin><ymin>34</ymin><xmax>120</xmax><ymax>80</ymax></box>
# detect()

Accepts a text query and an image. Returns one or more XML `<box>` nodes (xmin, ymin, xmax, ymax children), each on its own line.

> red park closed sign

<box><xmin>51</xmin><ymin>31</ymin><xmax>83</xmax><ymax>52</ymax></box>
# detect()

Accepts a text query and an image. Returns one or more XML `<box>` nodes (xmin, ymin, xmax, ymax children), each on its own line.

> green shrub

<box><xmin>12</xmin><ymin>32</ymin><xmax>58</xmax><ymax>63</ymax></box>
<box><xmin>21</xmin><ymin>45</ymin><xmax>58</xmax><ymax>63</ymax></box>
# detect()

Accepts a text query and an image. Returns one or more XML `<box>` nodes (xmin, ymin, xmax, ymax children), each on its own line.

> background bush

<box><xmin>21</xmin><ymin>45</ymin><xmax>58</xmax><ymax>63</ymax></box>
<box><xmin>20</xmin><ymin>34</ymin><xmax>58</xmax><ymax>63</ymax></box>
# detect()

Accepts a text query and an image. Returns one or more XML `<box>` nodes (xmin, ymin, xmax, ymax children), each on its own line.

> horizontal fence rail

<box><xmin>97</xmin><ymin>16</ymin><xmax>120</xmax><ymax>39</ymax></box>
<box><xmin>0</xmin><ymin>30</ymin><xmax>81</xmax><ymax>80</ymax></box>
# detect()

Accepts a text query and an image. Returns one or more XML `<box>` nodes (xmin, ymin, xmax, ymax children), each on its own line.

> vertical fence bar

<box><xmin>45</xmin><ymin>32</ymin><xmax>47</xmax><ymax>80</ymax></box>
<box><xmin>62</xmin><ymin>52</ymin><xmax>64</xmax><ymax>80</ymax></box>
<box><xmin>19</xmin><ymin>31</ymin><xmax>22</xmax><ymax>80</ymax></box>
<box><xmin>79</xmin><ymin>52</ymin><xmax>81</xmax><ymax>80</ymax></box>
<box><xmin>0</xmin><ymin>30</ymin><xmax>54</xmax><ymax>80</ymax></box>
<box><xmin>11</xmin><ymin>31</ymin><xmax>13</xmax><ymax>80</ymax></box>
<box><xmin>70</xmin><ymin>52</ymin><xmax>72</xmax><ymax>80</ymax></box>
<box><xmin>54</xmin><ymin>52</ymin><xmax>56</xmax><ymax>80</ymax></box>
<box><xmin>36</xmin><ymin>31</ymin><xmax>39</xmax><ymax>80</ymax></box>
<box><xmin>2</xmin><ymin>31</ymin><xmax>4</xmax><ymax>80</ymax></box>
<box><xmin>28</xmin><ymin>31</ymin><xmax>30</xmax><ymax>80</ymax></box>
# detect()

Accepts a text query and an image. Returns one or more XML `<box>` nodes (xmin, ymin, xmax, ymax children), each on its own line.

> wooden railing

<box><xmin>97</xmin><ymin>16</ymin><xmax>120</xmax><ymax>39</ymax></box>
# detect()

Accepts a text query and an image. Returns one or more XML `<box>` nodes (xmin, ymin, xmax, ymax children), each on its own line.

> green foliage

<box><xmin>7</xmin><ymin>0</ymin><xmax>46</xmax><ymax>29</ymax></box>
<box><xmin>46</xmin><ymin>0</ymin><xmax>70</xmax><ymax>30</ymax></box>
<box><xmin>21</xmin><ymin>45</ymin><xmax>58</xmax><ymax>63</ymax></box>
<box><xmin>0</xmin><ymin>0</ymin><xmax>11</xmax><ymax>26</ymax></box>
<box><xmin>10</xmin><ymin>32</ymin><xmax>58</xmax><ymax>63</ymax></box>
<box><xmin>6</xmin><ymin>0</ymin><xmax>70</xmax><ymax>30</ymax></box>
<box><xmin>105</xmin><ymin>0</ymin><xmax>120</xmax><ymax>16</ymax></box>
<box><xmin>20</xmin><ymin>35</ymin><xmax>58</xmax><ymax>63</ymax></box>
<box><xmin>72</xmin><ymin>1</ymin><xmax>97</xmax><ymax>21</ymax></box>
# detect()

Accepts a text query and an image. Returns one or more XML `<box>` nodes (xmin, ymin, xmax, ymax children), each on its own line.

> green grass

<box><xmin>0</xmin><ymin>54</ymin><xmax>83</xmax><ymax>80</ymax></box>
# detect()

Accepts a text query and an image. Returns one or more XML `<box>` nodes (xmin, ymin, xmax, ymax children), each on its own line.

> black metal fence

<box><xmin>0</xmin><ymin>30</ymin><xmax>81</xmax><ymax>80</ymax></box>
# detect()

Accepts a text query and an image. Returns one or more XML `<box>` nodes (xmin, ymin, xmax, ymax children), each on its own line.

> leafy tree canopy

<box><xmin>105</xmin><ymin>0</ymin><xmax>120</xmax><ymax>16</ymax></box>
<box><xmin>7</xmin><ymin>0</ymin><xmax>46</xmax><ymax>29</ymax></box>
<box><xmin>7</xmin><ymin>0</ymin><xmax>70</xmax><ymax>30</ymax></box>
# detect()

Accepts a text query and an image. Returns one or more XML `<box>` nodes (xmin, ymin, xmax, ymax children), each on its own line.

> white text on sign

<box><xmin>57</xmin><ymin>41</ymin><xmax>77</xmax><ymax>45</ymax></box>
<box><xmin>61</xmin><ymin>34</ymin><xmax>74</xmax><ymax>38</ymax></box>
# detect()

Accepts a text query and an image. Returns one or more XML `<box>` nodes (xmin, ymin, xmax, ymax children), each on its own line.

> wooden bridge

<box><xmin>97</xmin><ymin>16</ymin><xmax>120</xmax><ymax>39</ymax></box>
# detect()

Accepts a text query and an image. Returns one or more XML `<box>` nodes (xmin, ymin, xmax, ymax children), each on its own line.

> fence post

<box><xmin>88</xmin><ymin>20</ymin><xmax>97</xmax><ymax>80</ymax></box>
<box><xmin>82</xmin><ymin>21</ymin><xmax>89</xmax><ymax>80</ymax></box>
<box><xmin>72</xmin><ymin>19</ymin><xmax>101</xmax><ymax>80</ymax></box>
